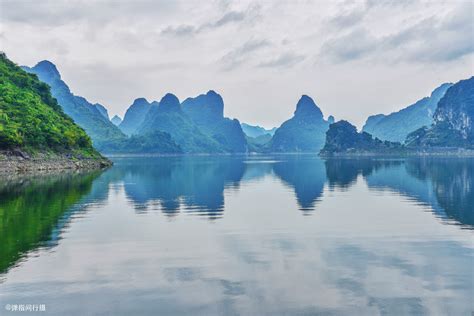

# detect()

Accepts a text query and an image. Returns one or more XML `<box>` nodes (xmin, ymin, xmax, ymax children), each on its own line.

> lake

<box><xmin>0</xmin><ymin>155</ymin><xmax>473</xmax><ymax>315</ymax></box>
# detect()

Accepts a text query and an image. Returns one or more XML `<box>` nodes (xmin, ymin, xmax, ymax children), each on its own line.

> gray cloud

<box><xmin>206</xmin><ymin>11</ymin><xmax>246</xmax><ymax>28</ymax></box>
<box><xmin>161</xmin><ymin>7</ymin><xmax>257</xmax><ymax>37</ymax></box>
<box><xmin>0</xmin><ymin>0</ymin><xmax>178</xmax><ymax>26</ymax></box>
<box><xmin>328</xmin><ymin>7</ymin><xmax>366</xmax><ymax>29</ymax></box>
<box><xmin>321</xmin><ymin>28</ymin><xmax>377</xmax><ymax>62</ymax></box>
<box><xmin>258</xmin><ymin>52</ymin><xmax>305</xmax><ymax>68</ymax></box>
<box><xmin>161</xmin><ymin>24</ymin><xmax>196</xmax><ymax>37</ymax></box>
<box><xmin>220</xmin><ymin>39</ymin><xmax>271</xmax><ymax>70</ymax></box>
<box><xmin>321</xmin><ymin>1</ymin><xmax>474</xmax><ymax>64</ymax></box>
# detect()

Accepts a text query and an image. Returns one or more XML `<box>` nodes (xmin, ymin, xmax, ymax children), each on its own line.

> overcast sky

<box><xmin>1</xmin><ymin>0</ymin><xmax>473</xmax><ymax>128</ymax></box>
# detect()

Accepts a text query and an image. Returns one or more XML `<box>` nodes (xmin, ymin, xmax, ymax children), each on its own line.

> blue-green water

<box><xmin>0</xmin><ymin>156</ymin><xmax>473</xmax><ymax>315</ymax></box>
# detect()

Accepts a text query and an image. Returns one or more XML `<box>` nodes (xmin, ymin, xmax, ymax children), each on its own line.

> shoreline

<box><xmin>0</xmin><ymin>151</ymin><xmax>112</xmax><ymax>174</ymax></box>
<box><xmin>104</xmin><ymin>150</ymin><xmax>474</xmax><ymax>158</ymax></box>
<box><xmin>319</xmin><ymin>150</ymin><xmax>474</xmax><ymax>158</ymax></box>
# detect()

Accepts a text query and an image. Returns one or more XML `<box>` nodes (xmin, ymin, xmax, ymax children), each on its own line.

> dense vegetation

<box><xmin>320</xmin><ymin>120</ymin><xmax>403</xmax><ymax>156</ymax></box>
<box><xmin>98</xmin><ymin>130</ymin><xmax>182</xmax><ymax>154</ymax></box>
<box><xmin>0</xmin><ymin>54</ymin><xmax>99</xmax><ymax>157</ymax></box>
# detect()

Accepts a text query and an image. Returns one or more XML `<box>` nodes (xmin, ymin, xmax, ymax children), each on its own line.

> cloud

<box><xmin>320</xmin><ymin>1</ymin><xmax>474</xmax><ymax>64</ymax></box>
<box><xmin>257</xmin><ymin>52</ymin><xmax>305</xmax><ymax>68</ymax></box>
<box><xmin>161</xmin><ymin>11</ymin><xmax>247</xmax><ymax>37</ymax></box>
<box><xmin>207</xmin><ymin>11</ymin><xmax>246</xmax><ymax>28</ymax></box>
<box><xmin>160</xmin><ymin>3</ymin><xmax>261</xmax><ymax>37</ymax></box>
<box><xmin>321</xmin><ymin>28</ymin><xmax>377</xmax><ymax>62</ymax></box>
<box><xmin>0</xmin><ymin>0</ymin><xmax>178</xmax><ymax>26</ymax></box>
<box><xmin>161</xmin><ymin>24</ymin><xmax>196</xmax><ymax>37</ymax></box>
<box><xmin>219</xmin><ymin>39</ymin><xmax>271</xmax><ymax>70</ymax></box>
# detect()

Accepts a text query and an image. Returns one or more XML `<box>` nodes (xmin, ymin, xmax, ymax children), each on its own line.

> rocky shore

<box><xmin>0</xmin><ymin>150</ymin><xmax>112</xmax><ymax>174</ymax></box>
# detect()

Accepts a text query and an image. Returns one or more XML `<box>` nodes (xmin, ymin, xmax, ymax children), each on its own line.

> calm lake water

<box><xmin>1</xmin><ymin>156</ymin><xmax>473</xmax><ymax>315</ymax></box>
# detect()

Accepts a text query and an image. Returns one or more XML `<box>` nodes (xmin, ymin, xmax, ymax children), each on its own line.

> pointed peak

<box><xmin>132</xmin><ymin>97</ymin><xmax>150</xmax><ymax>105</ymax></box>
<box><xmin>33</xmin><ymin>60</ymin><xmax>60</xmax><ymax>78</ymax></box>
<box><xmin>206</xmin><ymin>90</ymin><xmax>219</xmax><ymax>96</ymax></box>
<box><xmin>159</xmin><ymin>93</ymin><xmax>181</xmax><ymax>111</ymax></box>
<box><xmin>294</xmin><ymin>94</ymin><xmax>323</xmax><ymax>118</ymax></box>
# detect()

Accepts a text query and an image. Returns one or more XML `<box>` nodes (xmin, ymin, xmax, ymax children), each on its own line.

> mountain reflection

<box><xmin>273</xmin><ymin>156</ymin><xmax>326</xmax><ymax>212</ymax></box>
<box><xmin>107</xmin><ymin>156</ymin><xmax>473</xmax><ymax>226</ymax></box>
<box><xmin>1</xmin><ymin>156</ymin><xmax>472</xmax><ymax>276</ymax></box>
<box><xmin>0</xmin><ymin>171</ymin><xmax>102</xmax><ymax>274</ymax></box>
<box><xmin>321</xmin><ymin>158</ymin><xmax>473</xmax><ymax>228</ymax></box>
<box><xmin>117</xmin><ymin>157</ymin><xmax>245</xmax><ymax>219</ymax></box>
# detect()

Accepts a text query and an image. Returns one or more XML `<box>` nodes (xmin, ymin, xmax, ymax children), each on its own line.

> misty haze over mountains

<box><xmin>17</xmin><ymin>58</ymin><xmax>474</xmax><ymax>156</ymax></box>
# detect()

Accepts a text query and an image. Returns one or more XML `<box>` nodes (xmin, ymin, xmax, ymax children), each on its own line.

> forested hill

<box><xmin>22</xmin><ymin>60</ymin><xmax>125</xmax><ymax>149</ymax></box>
<box><xmin>0</xmin><ymin>53</ymin><xmax>100</xmax><ymax>158</ymax></box>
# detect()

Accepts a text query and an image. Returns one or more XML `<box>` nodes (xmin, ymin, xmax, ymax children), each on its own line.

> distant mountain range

<box><xmin>23</xmin><ymin>61</ymin><xmax>180</xmax><ymax>154</ymax></box>
<box><xmin>323</xmin><ymin>77</ymin><xmax>474</xmax><ymax>155</ymax></box>
<box><xmin>9</xmin><ymin>56</ymin><xmax>472</xmax><ymax>156</ymax></box>
<box><xmin>363</xmin><ymin>83</ymin><xmax>453</xmax><ymax>143</ymax></box>
<box><xmin>111</xmin><ymin>115</ymin><xmax>122</xmax><ymax>126</ymax></box>
<box><xmin>406</xmin><ymin>77</ymin><xmax>474</xmax><ymax>148</ymax></box>
<box><xmin>241</xmin><ymin>123</ymin><xmax>276</xmax><ymax>138</ymax></box>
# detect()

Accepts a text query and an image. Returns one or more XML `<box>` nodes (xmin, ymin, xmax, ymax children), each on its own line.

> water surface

<box><xmin>0</xmin><ymin>156</ymin><xmax>473</xmax><ymax>315</ymax></box>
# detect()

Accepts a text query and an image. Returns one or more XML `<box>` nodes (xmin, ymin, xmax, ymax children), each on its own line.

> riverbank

<box><xmin>319</xmin><ymin>148</ymin><xmax>474</xmax><ymax>158</ymax></box>
<box><xmin>0</xmin><ymin>150</ymin><xmax>112</xmax><ymax>174</ymax></box>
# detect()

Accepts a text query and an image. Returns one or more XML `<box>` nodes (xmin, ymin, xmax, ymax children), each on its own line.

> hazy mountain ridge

<box><xmin>362</xmin><ymin>83</ymin><xmax>453</xmax><ymax>143</ymax></box>
<box><xmin>182</xmin><ymin>90</ymin><xmax>247</xmax><ymax>153</ymax></box>
<box><xmin>241</xmin><ymin>123</ymin><xmax>276</xmax><ymax>138</ymax></box>
<box><xmin>119</xmin><ymin>98</ymin><xmax>153</xmax><ymax>136</ymax></box>
<box><xmin>139</xmin><ymin>93</ymin><xmax>223</xmax><ymax>153</ymax></box>
<box><xmin>111</xmin><ymin>115</ymin><xmax>122</xmax><ymax>126</ymax></box>
<box><xmin>22</xmin><ymin>60</ymin><xmax>125</xmax><ymax>149</ymax></box>
<box><xmin>406</xmin><ymin>77</ymin><xmax>474</xmax><ymax>148</ymax></box>
<box><xmin>322</xmin><ymin>77</ymin><xmax>473</xmax><ymax>155</ymax></box>
<box><xmin>16</xmin><ymin>58</ymin><xmax>473</xmax><ymax>156</ymax></box>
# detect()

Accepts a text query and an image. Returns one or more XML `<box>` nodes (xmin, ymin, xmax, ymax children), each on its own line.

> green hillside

<box><xmin>0</xmin><ymin>53</ymin><xmax>99</xmax><ymax>157</ymax></box>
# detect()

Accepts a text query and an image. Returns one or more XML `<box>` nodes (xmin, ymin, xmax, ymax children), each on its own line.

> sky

<box><xmin>1</xmin><ymin>0</ymin><xmax>473</xmax><ymax>129</ymax></box>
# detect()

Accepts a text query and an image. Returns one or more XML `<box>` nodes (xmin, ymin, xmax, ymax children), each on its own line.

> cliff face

<box><xmin>406</xmin><ymin>77</ymin><xmax>474</xmax><ymax>148</ymax></box>
<box><xmin>433</xmin><ymin>77</ymin><xmax>474</xmax><ymax>141</ymax></box>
